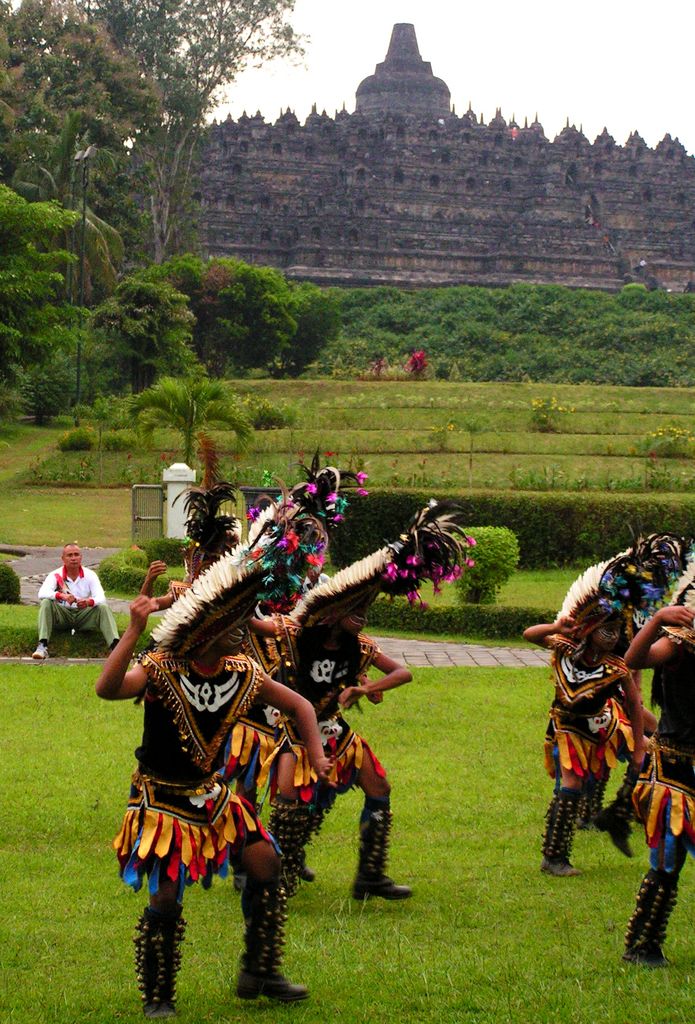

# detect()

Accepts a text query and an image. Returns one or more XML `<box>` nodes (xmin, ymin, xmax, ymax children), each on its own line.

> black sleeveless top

<box><xmin>657</xmin><ymin>646</ymin><xmax>695</xmax><ymax>747</ymax></box>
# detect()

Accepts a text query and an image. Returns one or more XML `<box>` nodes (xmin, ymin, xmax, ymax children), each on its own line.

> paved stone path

<box><xmin>2</xmin><ymin>545</ymin><xmax>549</xmax><ymax>669</ymax></box>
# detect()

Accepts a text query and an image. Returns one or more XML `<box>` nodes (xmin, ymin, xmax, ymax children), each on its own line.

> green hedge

<box><xmin>334</xmin><ymin>490</ymin><xmax>695</xmax><ymax>569</ymax></box>
<box><xmin>0</xmin><ymin>563</ymin><xmax>20</xmax><ymax>604</ymax></box>
<box><xmin>142</xmin><ymin>537</ymin><xmax>186</xmax><ymax>566</ymax></box>
<box><xmin>368</xmin><ymin>595</ymin><xmax>555</xmax><ymax>639</ymax></box>
<box><xmin>98</xmin><ymin>548</ymin><xmax>175</xmax><ymax>595</ymax></box>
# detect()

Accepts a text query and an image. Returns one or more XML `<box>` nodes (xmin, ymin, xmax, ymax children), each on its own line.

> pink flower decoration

<box><xmin>357</xmin><ymin>488</ymin><xmax>369</xmax><ymax>497</ymax></box>
<box><xmin>306</xmin><ymin>483</ymin><xmax>318</xmax><ymax>495</ymax></box>
<box><xmin>356</xmin><ymin>472</ymin><xmax>368</xmax><ymax>484</ymax></box>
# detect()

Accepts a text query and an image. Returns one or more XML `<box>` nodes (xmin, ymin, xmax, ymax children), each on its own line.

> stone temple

<box><xmin>199</xmin><ymin>23</ymin><xmax>695</xmax><ymax>291</ymax></box>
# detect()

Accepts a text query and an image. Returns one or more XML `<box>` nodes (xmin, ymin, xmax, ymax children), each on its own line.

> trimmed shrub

<box><xmin>102</xmin><ymin>429</ymin><xmax>138</xmax><ymax>451</ymax></box>
<box><xmin>242</xmin><ymin>395</ymin><xmax>296</xmax><ymax>429</ymax></box>
<box><xmin>58</xmin><ymin>426</ymin><xmax>96</xmax><ymax>451</ymax></box>
<box><xmin>455</xmin><ymin>527</ymin><xmax>520</xmax><ymax>604</ymax></box>
<box><xmin>98</xmin><ymin>548</ymin><xmax>173</xmax><ymax>596</ymax></box>
<box><xmin>367</xmin><ymin>595</ymin><xmax>555</xmax><ymax>639</ymax></box>
<box><xmin>330</xmin><ymin>489</ymin><xmax>695</xmax><ymax>569</ymax></box>
<box><xmin>0</xmin><ymin>563</ymin><xmax>20</xmax><ymax>603</ymax></box>
<box><xmin>143</xmin><ymin>537</ymin><xmax>186</xmax><ymax>567</ymax></box>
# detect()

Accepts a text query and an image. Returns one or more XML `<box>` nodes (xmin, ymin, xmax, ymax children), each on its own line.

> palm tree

<box><xmin>133</xmin><ymin>376</ymin><xmax>253</xmax><ymax>473</ymax></box>
<box><xmin>12</xmin><ymin>112</ymin><xmax>123</xmax><ymax>299</ymax></box>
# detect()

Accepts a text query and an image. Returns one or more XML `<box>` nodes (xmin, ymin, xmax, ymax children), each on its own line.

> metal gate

<box><xmin>131</xmin><ymin>485</ymin><xmax>164</xmax><ymax>542</ymax></box>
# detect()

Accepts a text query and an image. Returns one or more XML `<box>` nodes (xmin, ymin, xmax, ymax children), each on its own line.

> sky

<box><xmin>214</xmin><ymin>0</ymin><xmax>695</xmax><ymax>155</ymax></box>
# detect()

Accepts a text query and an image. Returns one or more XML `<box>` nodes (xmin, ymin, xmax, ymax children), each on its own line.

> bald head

<box><xmin>62</xmin><ymin>544</ymin><xmax>83</xmax><ymax>577</ymax></box>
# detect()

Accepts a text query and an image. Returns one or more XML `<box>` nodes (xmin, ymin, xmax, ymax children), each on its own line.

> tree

<box><xmin>0</xmin><ymin>183</ymin><xmax>77</xmax><ymax>389</ymax></box>
<box><xmin>2</xmin><ymin>0</ymin><xmax>158</xmax><ymax>253</ymax></box>
<box><xmin>12</xmin><ymin>111</ymin><xmax>124</xmax><ymax>300</ymax></box>
<box><xmin>277</xmin><ymin>282</ymin><xmax>341</xmax><ymax>377</ymax></box>
<box><xmin>91</xmin><ymin>274</ymin><xmax>196</xmax><ymax>393</ymax></box>
<box><xmin>85</xmin><ymin>0</ymin><xmax>302</xmax><ymax>262</ymax></box>
<box><xmin>149</xmin><ymin>255</ymin><xmax>297</xmax><ymax>373</ymax></box>
<box><xmin>133</xmin><ymin>375</ymin><xmax>252</xmax><ymax>467</ymax></box>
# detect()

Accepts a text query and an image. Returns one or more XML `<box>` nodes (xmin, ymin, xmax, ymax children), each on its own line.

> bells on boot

<box><xmin>267</xmin><ymin>797</ymin><xmax>315</xmax><ymax>897</ymax></box>
<box><xmin>134</xmin><ymin>907</ymin><xmax>186</xmax><ymax>1019</ymax></box>
<box><xmin>541</xmin><ymin>788</ymin><xmax>581</xmax><ymax>877</ymax></box>
<box><xmin>238</xmin><ymin>879</ymin><xmax>308</xmax><ymax>1002</ymax></box>
<box><xmin>623</xmin><ymin>868</ymin><xmax>677</xmax><ymax>968</ymax></box>
<box><xmin>352</xmin><ymin>803</ymin><xmax>411</xmax><ymax>901</ymax></box>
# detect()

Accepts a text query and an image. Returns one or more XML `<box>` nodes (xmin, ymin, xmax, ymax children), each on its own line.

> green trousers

<box><xmin>37</xmin><ymin>599</ymin><xmax>119</xmax><ymax>646</ymax></box>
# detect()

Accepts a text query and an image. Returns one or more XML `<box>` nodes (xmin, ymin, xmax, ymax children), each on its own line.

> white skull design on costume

<box><xmin>179</xmin><ymin>672</ymin><xmax>240</xmax><ymax>713</ymax></box>
<box><xmin>263</xmin><ymin>704</ymin><xmax>281</xmax><ymax>727</ymax></box>
<box><xmin>318</xmin><ymin>718</ymin><xmax>342</xmax><ymax>746</ymax></box>
<box><xmin>587</xmin><ymin>707</ymin><xmax>612</xmax><ymax>733</ymax></box>
<box><xmin>189</xmin><ymin>782</ymin><xmax>222</xmax><ymax>807</ymax></box>
<box><xmin>310</xmin><ymin>658</ymin><xmax>336</xmax><ymax>686</ymax></box>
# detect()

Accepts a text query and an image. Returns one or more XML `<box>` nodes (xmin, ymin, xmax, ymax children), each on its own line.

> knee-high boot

<box><xmin>266</xmin><ymin>797</ymin><xmax>315</xmax><ymax>897</ymax></box>
<box><xmin>236</xmin><ymin>878</ymin><xmax>308</xmax><ymax>1002</ymax></box>
<box><xmin>133</xmin><ymin>906</ymin><xmax>186</xmax><ymax>1019</ymax></box>
<box><xmin>577</xmin><ymin>774</ymin><xmax>608</xmax><ymax>829</ymax></box>
<box><xmin>623</xmin><ymin>868</ymin><xmax>678</xmax><ymax>967</ymax></box>
<box><xmin>593</xmin><ymin>764</ymin><xmax>640</xmax><ymax>857</ymax></box>
<box><xmin>352</xmin><ymin>796</ymin><xmax>412</xmax><ymax>900</ymax></box>
<box><xmin>541</xmin><ymin>787</ymin><xmax>581</xmax><ymax>876</ymax></box>
<box><xmin>299</xmin><ymin>801</ymin><xmax>333</xmax><ymax>883</ymax></box>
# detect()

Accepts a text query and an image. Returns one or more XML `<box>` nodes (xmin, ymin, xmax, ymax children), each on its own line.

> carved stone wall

<box><xmin>199</xmin><ymin>25</ymin><xmax>695</xmax><ymax>291</ymax></box>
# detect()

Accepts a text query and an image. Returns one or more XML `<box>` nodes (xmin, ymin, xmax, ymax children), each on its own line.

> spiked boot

<box><xmin>593</xmin><ymin>765</ymin><xmax>640</xmax><ymax>857</ymax></box>
<box><xmin>237</xmin><ymin>879</ymin><xmax>308</xmax><ymax>1002</ymax></box>
<box><xmin>352</xmin><ymin>800</ymin><xmax>412</xmax><ymax>900</ymax></box>
<box><xmin>623</xmin><ymin>869</ymin><xmax>678</xmax><ymax>967</ymax></box>
<box><xmin>540</xmin><ymin>788</ymin><xmax>581</xmax><ymax>876</ymax></box>
<box><xmin>577</xmin><ymin>775</ymin><xmax>608</xmax><ymax>830</ymax></box>
<box><xmin>134</xmin><ymin>907</ymin><xmax>186</xmax><ymax>1019</ymax></box>
<box><xmin>267</xmin><ymin>797</ymin><xmax>315</xmax><ymax>897</ymax></box>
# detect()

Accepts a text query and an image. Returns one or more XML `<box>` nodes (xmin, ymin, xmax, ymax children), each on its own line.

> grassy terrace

<box><xmin>12</xmin><ymin>380</ymin><xmax>693</xmax><ymax>494</ymax></box>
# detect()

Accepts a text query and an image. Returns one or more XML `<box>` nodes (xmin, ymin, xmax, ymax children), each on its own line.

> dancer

<box><xmin>223</xmin><ymin>458</ymin><xmax>361</xmax><ymax>807</ymax></box>
<box><xmin>254</xmin><ymin>501</ymin><xmax>472</xmax><ymax>899</ymax></box>
<box><xmin>589</xmin><ymin>534</ymin><xmax>690</xmax><ymax>856</ymax></box>
<box><xmin>622</xmin><ymin>568</ymin><xmax>695</xmax><ymax>967</ymax></box>
<box><xmin>98</xmin><ymin>549</ymin><xmax>332</xmax><ymax>1018</ymax></box>
<box><xmin>525</xmin><ymin>553</ymin><xmax>647</xmax><ymax>877</ymax></box>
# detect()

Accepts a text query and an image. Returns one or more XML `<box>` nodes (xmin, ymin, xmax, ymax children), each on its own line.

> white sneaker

<box><xmin>32</xmin><ymin>642</ymin><xmax>49</xmax><ymax>660</ymax></box>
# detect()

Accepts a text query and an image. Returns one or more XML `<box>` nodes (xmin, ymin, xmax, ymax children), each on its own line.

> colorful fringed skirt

<box><xmin>221</xmin><ymin>708</ymin><xmax>281</xmax><ymax>793</ymax></box>
<box><xmin>113</xmin><ymin>770</ymin><xmax>274</xmax><ymax>900</ymax></box>
<box><xmin>544</xmin><ymin>697</ymin><xmax>633</xmax><ymax>781</ymax></box>
<box><xmin>632</xmin><ymin>738</ymin><xmax>695</xmax><ymax>868</ymax></box>
<box><xmin>277</xmin><ymin>716</ymin><xmax>386</xmax><ymax>807</ymax></box>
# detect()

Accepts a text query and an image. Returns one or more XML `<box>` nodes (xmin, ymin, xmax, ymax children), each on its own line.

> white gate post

<box><xmin>163</xmin><ymin>463</ymin><xmax>197</xmax><ymax>538</ymax></box>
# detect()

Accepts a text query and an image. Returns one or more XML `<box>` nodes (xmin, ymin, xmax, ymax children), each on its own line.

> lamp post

<box><xmin>73</xmin><ymin>144</ymin><xmax>97</xmax><ymax>418</ymax></box>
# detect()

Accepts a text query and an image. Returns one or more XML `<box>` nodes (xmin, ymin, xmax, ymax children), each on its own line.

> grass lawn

<box><xmin>1</xmin><ymin>664</ymin><xmax>692</xmax><ymax>1024</ymax></box>
<box><xmin>0</xmin><ymin>487</ymin><xmax>132</xmax><ymax>546</ymax></box>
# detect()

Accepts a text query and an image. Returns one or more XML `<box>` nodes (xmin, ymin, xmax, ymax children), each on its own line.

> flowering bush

<box><xmin>529</xmin><ymin>396</ymin><xmax>574</xmax><ymax>433</ymax></box>
<box><xmin>404</xmin><ymin>349</ymin><xmax>428</xmax><ymax>377</ymax></box>
<box><xmin>641</xmin><ymin>424</ymin><xmax>695</xmax><ymax>459</ymax></box>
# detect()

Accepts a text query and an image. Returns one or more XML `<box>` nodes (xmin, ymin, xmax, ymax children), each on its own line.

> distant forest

<box><xmin>320</xmin><ymin>283</ymin><xmax>695</xmax><ymax>386</ymax></box>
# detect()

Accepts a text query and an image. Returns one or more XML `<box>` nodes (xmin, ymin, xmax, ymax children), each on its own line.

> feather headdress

<box><xmin>291</xmin><ymin>500</ymin><xmax>474</xmax><ymax>628</ymax></box>
<box><xmin>178</xmin><ymin>482</ymin><xmax>241</xmax><ymax>581</ymax></box>
<box><xmin>558</xmin><ymin>533</ymin><xmax>692</xmax><ymax>642</ymax></box>
<box><xmin>152</xmin><ymin>551</ymin><xmax>265</xmax><ymax>655</ymax></box>
<box><xmin>244</xmin><ymin>453</ymin><xmax>366</xmax><ymax>614</ymax></box>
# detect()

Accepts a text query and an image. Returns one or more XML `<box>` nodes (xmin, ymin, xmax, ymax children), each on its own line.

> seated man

<box><xmin>32</xmin><ymin>543</ymin><xmax>119</xmax><ymax>659</ymax></box>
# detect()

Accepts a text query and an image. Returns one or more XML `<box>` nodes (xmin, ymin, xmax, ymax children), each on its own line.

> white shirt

<box><xmin>38</xmin><ymin>566</ymin><xmax>107</xmax><ymax>606</ymax></box>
